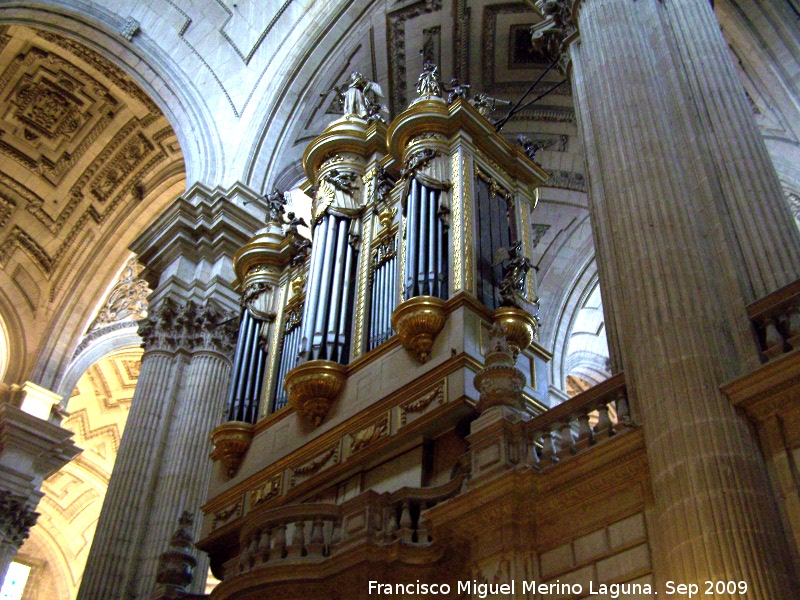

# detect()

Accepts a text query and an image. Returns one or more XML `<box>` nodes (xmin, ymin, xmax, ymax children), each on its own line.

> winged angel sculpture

<box><xmin>327</xmin><ymin>72</ymin><xmax>387</xmax><ymax>123</ymax></box>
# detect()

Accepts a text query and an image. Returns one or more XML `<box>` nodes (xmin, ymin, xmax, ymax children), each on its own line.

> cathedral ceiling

<box><xmin>250</xmin><ymin>0</ymin><xmax>577</xmax><ymax>192</ymax></box>
<box><xmin>0</xmin><ymin>25</ymin><xmax>184</xmax><ymax>385</ymax></box>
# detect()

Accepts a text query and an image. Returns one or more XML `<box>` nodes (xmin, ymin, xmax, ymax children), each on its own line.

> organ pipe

<box><xmin>403</xmin><ymin>179</ymin><xmax>448</xmax><ymax>301</ymax></box>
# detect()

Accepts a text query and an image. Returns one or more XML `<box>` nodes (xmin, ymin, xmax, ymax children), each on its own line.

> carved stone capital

<box><xmin>0</xmin><ymin>491</ymin><xmax>38</xmax><ymax>548</ymax></box>
<box><xmin>138</xmin><ymin>298</ymin><xmax>238</xmax><ymax>356</ymax></box>
<box><xmin>532</xmin><ymin>0</ymin><xmax>578</xmax><ymax>73</ymax></box>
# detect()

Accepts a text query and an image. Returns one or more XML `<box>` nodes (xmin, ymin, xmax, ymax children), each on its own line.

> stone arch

<box><xmin>0</xmin><ymin>22</ymin><xmax>190</xmax><ymax>388</ymax></box>
<box><xmin>0</xmin><ymin>3</ymin><xmax>222</xmax><ymax>184</ymax></box>
<box><xmin>0</xmin><ymin>289</ymin><xmax>27</xmax><ymax>385</ymax></box>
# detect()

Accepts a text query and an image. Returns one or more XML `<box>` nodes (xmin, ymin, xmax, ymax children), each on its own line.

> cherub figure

<box><xmin>283</xmin><ymin>211</ymin><xmax>308</xmax><ymax>236</ymax></box>
<box><xmin>446</xmin><ymin>77</ymin><xmax>470</xmax><ymax>104</ymax></box>
<box><xmin>471</xmin><ymin>93</ymin><xmax>512</xmax><ymax>117</ymax></box>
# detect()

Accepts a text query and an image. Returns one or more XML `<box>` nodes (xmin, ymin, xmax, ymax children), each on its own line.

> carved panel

<box><xmin>399</xmin><ymin>381</ymin><xmax>446</xmax><ymax>426</ymax></box>
<box><xmin>290</xmin><ymin>444</ymin><xmax>341</xmax><ymax>488</ymax></box>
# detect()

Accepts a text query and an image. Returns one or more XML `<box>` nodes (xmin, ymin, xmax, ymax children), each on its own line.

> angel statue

<box><xmin>417</xmin><ymin>60</ymin><xmax>443</xmax><ymax>97</ymax></box>
<box><xmin>493</xmin><ymin>241</ymin><xmax>536</xmax><ymax>309</ymax></box>
<box><xmin>328</xmin><ymin>72</ymin><xmax>385</xmax><ymax>120</ymax></box>
<box><xmin>265</xmin><ymin>188</ymin><xmax>286</xmax><ymax>224</ymax></box>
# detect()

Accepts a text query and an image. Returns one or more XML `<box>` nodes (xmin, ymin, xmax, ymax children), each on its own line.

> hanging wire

<box><xmin>494</xmin><ymin>55</ymin><xmax>568</xmax><ymax>133</ymax></box>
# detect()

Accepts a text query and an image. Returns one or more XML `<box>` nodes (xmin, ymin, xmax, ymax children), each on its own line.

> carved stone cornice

<box><xmin>138</xmin><ymin>298</ymin><xmax>237</xmax><ymax>356</ymax></box>
<box><xmin>131</xmin><ymin>184</ymin><xmax>263</xmax><ymax>284</ymax></box>
<box><xmin>531</xmin><ymin>0</ymin><xmax>579</xmax><ymax>73</ymax></box>
<box><xmin>0</xmin><ymin>490</ymin><xmax>38</xmax><ymax>548</ymax></box>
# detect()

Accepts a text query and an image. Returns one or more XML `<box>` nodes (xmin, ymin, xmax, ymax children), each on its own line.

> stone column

<box><xmin>77</xmin><ymin>185</ymin><xmax>262</xmax><ymax>600</ymax></box>
<box><xmin>557</xmin><ymin>0</ymin><xmax>800</xmax><ymax>595</ymax></box>
<box><xmin>77</xmin><ymin>300</ymin><xmax>236</xmax><ymax>599</ymax></box>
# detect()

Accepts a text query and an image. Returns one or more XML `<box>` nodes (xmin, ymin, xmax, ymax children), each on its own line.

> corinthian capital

<box><xmin>0</xmin><ymin>491</ymin><xmax>38</xmax><ymax>548</ymax></box>
<box><xmin>138</xmin><ymin>299</ymin><xmax>238</xmax><ymax>357</ymax></box>
<box><xmin>532</xmin><ymin>0</ymin><xmax>578</xmax><ymax>73</ymax></box>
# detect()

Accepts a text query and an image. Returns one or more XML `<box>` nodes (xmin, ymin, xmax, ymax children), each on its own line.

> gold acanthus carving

<box><xmin>261</xmin><ymin>282</ymin><xmax>289</xmax><ymax>418</ymax></box>
<box><xmin>250</xmin><ymin>474</ymin><xmax>282</xmax><ymax>508</ymax></box>
<box><xmin>391</xmin><ymin>296</ymin><xmax>448</xmax><ymax>363</ymax></box>
<box><xmin>353</xmin><ymin>201</ymin><xmax>374</xmax><ymax>358</ymax></box>
<box><xmin>400</xmin><ymin>383</ymin><xmax>445</xmax><ymax>425</ymax></box>
<box><xmin>463</xmin><ymin>155</ymin><xmax>474</xmax><ymax>293</ymax></box>
<box><xmin>285</xmin><ymin>360</ymin><xmax>347</xmax><ymax>426</ymax></box>
<box><xmin>350</xmin><ymin>414</ymin><xmax>389</xmax><ymax>453</ymax></box>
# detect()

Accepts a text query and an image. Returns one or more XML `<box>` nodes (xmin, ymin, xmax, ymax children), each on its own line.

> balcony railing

<box><xmin>232</xmin><ymin>475</ymin><xmax>463</xmax><ymax>577</ymax></box>
<box><xmin>747</xmin><ymin>278</ymin><xmax>800</xmax><ymax>361</ymax></box>
<box><xmin>525</xmin><ymin>373</ymin><xmax>631</xmax><ymax>468</ymax></box>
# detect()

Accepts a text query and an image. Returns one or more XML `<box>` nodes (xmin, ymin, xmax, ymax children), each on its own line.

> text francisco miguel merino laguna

<box><xmin>368</xmin><ymin>580</ymin><xmax>653</xmax><ymax>598</ymax></box>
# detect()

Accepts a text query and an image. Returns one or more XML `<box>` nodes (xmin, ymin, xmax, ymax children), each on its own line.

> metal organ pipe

<box><xmin>234</xmin><ymin>311</ymin><xmax>255</xmax><ymax>418</ymax></box>
<box><xmin>312</xmin><ymin>217</ymin><xmax>338</xmax><ymax>356</ymax></box>
<box><xmin>225</xmin><ymin>309</ymin><xmax>249</xmax><ymax>421</ymax></box>
<box><xmin>326</xmin><ymin>219</ymin><xmax>348</xmax><ymax>360</ymax></box>
<box><xmin>338</xmin><ymin>240</ymin><xmax>355</xmax><ymax>359</ymax></box>
<box><xmin>405</xmin><ymin>180</ymin><xmax>418</xmax><ymax>299</ymax></box>
<box><xmin>436</xmin><ymin>191</ymin><xmax>445</xmax><ymax>298</ymax></box>
<box><xmin>428</xmin><ymin>187</ymin><xmax>436</xmax><ymax>297</ymax></box>
<box><xmin>302</xmin><ymin>219</ymin><xmax>327</xmax><ymax>356</ymax></box>
<box><xmin>402</xmin><ymin>178</ymin><xmax>448</xmax><ymax>302</ymax></box>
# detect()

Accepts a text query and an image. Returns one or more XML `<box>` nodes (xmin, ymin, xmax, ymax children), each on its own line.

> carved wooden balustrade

<box><xmin>747</xmin><ymin>278</ymin><xmax>800</xmax><ymax>360</ymax></box>
<box><xmin>231</xmin><ymin>475</ymin><xmax>464</xmax><ymax>578</ymax></box>
<box><xmin>525</xmin><ymin>373</ymin><xmax>631</xmax><ymax>468</ymax></box>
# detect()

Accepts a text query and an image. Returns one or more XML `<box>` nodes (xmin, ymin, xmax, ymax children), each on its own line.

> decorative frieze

<box><xmin>349</xmin><ymin>413</ymin><xmax>390</xmax><ymax>454</ymax></box>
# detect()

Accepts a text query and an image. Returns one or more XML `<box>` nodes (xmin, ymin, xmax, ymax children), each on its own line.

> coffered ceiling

<box><xmin>0</xmin><ymin>25</ymin><xmax>185</xmax><ymax>385</ymax></box>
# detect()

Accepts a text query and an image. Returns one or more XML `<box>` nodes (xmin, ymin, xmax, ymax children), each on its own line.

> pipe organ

<box><xmin>211</xmin><ymin>81</ymin><xmax>548</xmax><ymax>478</ymax></box>
<box><xmin>204</xmin><ymin>75</ymin><xmax>551</xmax><ymax>595</ymax></box>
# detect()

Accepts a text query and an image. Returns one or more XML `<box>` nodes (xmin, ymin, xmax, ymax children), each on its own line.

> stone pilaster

<box><xmin>78</xmin><ymin>186</ymin><xmax>260</xmax><ymax>600</ymax></box>
<box><xmin>0</xmin><ymin>395</ymin><xmax>80</xmax><ymax>584</ymax></box>
<box><xmin>563</xmin><ymin>0</ymin><xmax>800</xmax><ymax>595</ymax></box>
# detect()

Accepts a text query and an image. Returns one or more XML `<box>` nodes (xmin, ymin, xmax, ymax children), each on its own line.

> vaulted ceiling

<box><xmin>0</xmin><ymin>25</ymin><xmax>185</xmax><ymax>386</ymax></box>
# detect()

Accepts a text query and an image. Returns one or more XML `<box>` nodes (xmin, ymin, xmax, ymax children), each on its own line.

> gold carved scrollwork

<box><xmin>451</xmin><ymin>151</ymin><xmax>462</xmax><ymax>293</ymax></box>
<box><xmin>474</xmin><ymin>163</ymin><xmax>512</xmax><ymax>201</ymax></box>
<box><xmin>291</xmin><ymin>445</ymin><xmax>340</xmax><ymax>487</ymax></box>
<box><xmin>463</xmin><ymin>155</ymin><xmax>474</xmax><ymax>293</ymax></box>
<box><xmin>371</xmin><ymin>233</ymin><xmax>397</xmax><ymax>268</ymax></box>
<box><xmin>212</xmin><ymin>498</ymin><xmax>243</xmax><ymax>530</ymax></box>
<box><xmin>400</xmin><ymin>383</ymin><xmax>445</xmax><ymax>426</ymax></box>
<box><xmin>350</xmin><ymin>414</ymin><xmax>389</xmax><ymax>453</ymax></box>
<box><xmin>249</xmin><ymin>474</ymin><xmax>282</xmax><ymax>508</ymax></box>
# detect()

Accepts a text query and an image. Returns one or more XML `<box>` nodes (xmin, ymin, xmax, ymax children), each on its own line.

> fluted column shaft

<box><xmin>137</xmin><ymin>350</ymin><xmax>231</xmax><ymax>598</ymax></box>
<box><xmin>569</xmin><ymin>0</ymin><xmax>799</xmax><ymax>595</ymax></box>
<box><xmin>77</xmin><ymin>300</ymin><xmax>235</xmax><ymax>600</ymax></box>
<box><xmin>77</xmin><ymin>350</ymin><xmax>182</xmax><ymax>599</ymax></box>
